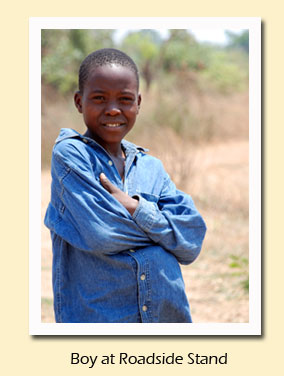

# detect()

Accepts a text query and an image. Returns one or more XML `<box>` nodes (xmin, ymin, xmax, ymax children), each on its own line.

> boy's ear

<box><xmin>74</xmin><ymin>91</ymin><xmax>83</xmax><ymax>113</ymax></box>
<box><xmin>137</xmin><ymin>94</ymin><xmax>142</xmax><ymax>114</ymax></box>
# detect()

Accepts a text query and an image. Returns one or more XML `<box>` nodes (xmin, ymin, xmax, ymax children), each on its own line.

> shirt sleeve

<box><xmin>132</xmin><ymin>173</ymin><xmax>207</xmax><ymax>265</ymax></box>
<box><xmin>44</xmin><ymin>141</ymin><xmax>153</xmax><ymax>255</ymax></box>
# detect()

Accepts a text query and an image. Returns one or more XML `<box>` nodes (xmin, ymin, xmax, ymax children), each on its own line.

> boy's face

<box><xmin>74</xmin><ymin>64</ymin><xmax>141</xmax><ymax>149</ymax></box>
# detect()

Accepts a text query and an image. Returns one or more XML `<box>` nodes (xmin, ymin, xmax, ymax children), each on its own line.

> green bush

<box><xmin>42</xmin><ymin>29</ymin><xmax>248</xmax><ymax>95</ymax></box>
<box><xmin>201</xmin><ymin>50</ymin><xmax>248</xmax><ymax>93</ymax></box>
<box><xmin>42</xmin><ymin>30</ymin><xmax>115</xmax><ymax>93</ymax></box>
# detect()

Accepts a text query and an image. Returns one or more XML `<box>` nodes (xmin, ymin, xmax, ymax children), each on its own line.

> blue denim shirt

<box><xmin>44</xmin><ymin>128</ymin><xmax>206</xmax><ymax>323</ymax></box>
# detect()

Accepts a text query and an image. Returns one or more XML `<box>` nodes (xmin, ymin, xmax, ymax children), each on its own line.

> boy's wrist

<box><xmin>128</xmin><ymin>195</ymin><xmax>139</xmax><ymax>216</ymax></box>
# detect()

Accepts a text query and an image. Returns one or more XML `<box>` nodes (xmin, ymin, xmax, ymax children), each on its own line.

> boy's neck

<box><xmin>84</xmin><ymin>129</ymin><xmax>124</xmax><ymax>158</ymax></box>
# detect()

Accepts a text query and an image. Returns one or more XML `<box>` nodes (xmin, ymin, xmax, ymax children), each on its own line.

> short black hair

<box><xmin>78</xmin><ymin>48</ymin><xmax>139</xmax><ymax>93</ymax></box>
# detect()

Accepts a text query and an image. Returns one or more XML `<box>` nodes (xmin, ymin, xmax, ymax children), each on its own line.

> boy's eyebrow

<box><xmin>90</xmin><ymin>89</ymin><xmax>106</xmax><ymax>94</ymax></box>
<box><xmin>90</xmin><ymin>89</ymin><xmax>136</xmax><ymax>96</ymax></box>
<box><xmin>120</xmin><ymin>90</ymin><xmax>135</xmax><ymax>95</ymax></box>
<box><xmin>89</xmin><ymin>89</ymin><xmax>135</xmax><ymax>93</ymax></box>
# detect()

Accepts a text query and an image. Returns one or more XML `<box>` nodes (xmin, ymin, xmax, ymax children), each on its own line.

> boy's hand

<box><xmin>100</xmin><ymin>173</ymin><xmax>139</xmax><ymax>216</ymax></box>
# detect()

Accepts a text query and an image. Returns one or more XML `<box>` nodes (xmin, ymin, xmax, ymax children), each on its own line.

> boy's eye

<box><xmin>120</xmin><ymin>97</ymin><xmax>134</xmax><ymax>103</ymax></box>
<box><xmin>92</xmin><ymin>96</ymin><xmax>105</xmax><ymax>101</ymax></box>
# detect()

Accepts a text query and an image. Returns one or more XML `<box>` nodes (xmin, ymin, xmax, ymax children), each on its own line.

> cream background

<box><xmin>1</xmin><ymin>1</ymin><xmax>282</xmax><ymax>375</ymax></box>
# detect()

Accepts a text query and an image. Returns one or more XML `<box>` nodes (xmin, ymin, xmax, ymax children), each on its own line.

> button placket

<box><xmin>129</xmin><ymin>248</ymin><xmax>151</xmax><ymax>322</ymax></box>
<box><xmin>138</xmin><ymin>265</ymin><xmax>149</xmax><ymax>321</ymax></box>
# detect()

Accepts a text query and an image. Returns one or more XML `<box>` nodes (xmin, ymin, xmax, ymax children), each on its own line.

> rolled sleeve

<box><xmin>131</xmin><ymin>176</ymin><xmax>206</xmax><ymax>265</ymax></box>
<box><xmin>132</xmin><ymin>195</ymin><xmax>157</xmax><ymax>232</ymax></box>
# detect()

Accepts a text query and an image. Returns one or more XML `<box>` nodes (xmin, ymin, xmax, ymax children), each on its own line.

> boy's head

<box><xmin>78</xmin><ymin>48</ymin><xmax>140</xmax><ymax>94</ymax></box>
<box><xmin>74</xmin><ymin>48</ymin><xmax>141</xmax><ymax>149</ymax></box>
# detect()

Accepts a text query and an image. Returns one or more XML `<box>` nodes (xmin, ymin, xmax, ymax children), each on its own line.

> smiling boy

<box><xmin>44</xmin><ymin>48</ymin><xmax>206</xmax><ymax>323</ymax></box>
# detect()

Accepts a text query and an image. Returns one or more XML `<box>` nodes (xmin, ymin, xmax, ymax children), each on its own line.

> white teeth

<box><xmin>104</xmin><ymin>123</ymin><xmax>122</xmax><ymax>128</ymax></box>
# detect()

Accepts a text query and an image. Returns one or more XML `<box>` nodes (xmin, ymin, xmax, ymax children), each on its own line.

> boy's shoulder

<box><xmin>53</xmin><ymin>128</ymin><xmax>95</xmax><ymax>160</ymax></box>
<box><xmin>52</xmin><ymin>129</ymin><xmax>94</xmax><ymax>172</ymax></box>
<box><xmin>54</xmin><ymin>128</ymin><xmax>85</xmax><ymax>150</ymax></box>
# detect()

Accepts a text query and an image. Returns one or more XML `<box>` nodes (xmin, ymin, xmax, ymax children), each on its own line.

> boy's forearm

<box><xmin>100</xmin><ymin>173</ymin><xmax>139</xmax><ymax>215</ymax></box>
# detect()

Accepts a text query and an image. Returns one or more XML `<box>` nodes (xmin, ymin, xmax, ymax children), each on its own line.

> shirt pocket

<box><xmin>137</xmin><ymin>192</ymin><xmax>160</xmax><ymax>204</ymax></box>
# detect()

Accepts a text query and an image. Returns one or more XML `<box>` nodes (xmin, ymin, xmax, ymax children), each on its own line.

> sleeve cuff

<box><xmin>131</xmin><ymin>195</ymin><xmax>157</xmax><ymax>232</ymax></box>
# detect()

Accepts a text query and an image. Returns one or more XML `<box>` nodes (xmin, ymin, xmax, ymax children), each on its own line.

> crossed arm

<box><xmin>98</xmin><ymin>170</ymin><xmax>206</xmax><ymax>264</ymax></box>
<box><xmin>47</xmin><ymin>144</ymin><xmax>206</xmax><ymax>264</ymax></box>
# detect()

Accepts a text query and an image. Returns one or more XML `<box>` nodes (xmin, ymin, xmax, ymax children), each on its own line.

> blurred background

<box><xmin>41</xmin><ymin>29</ymin><xmax>249</xmax><ymax>323</ymax></box>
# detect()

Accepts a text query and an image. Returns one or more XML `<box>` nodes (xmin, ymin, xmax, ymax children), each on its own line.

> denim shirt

<box><xmin>44</xmin><ymin>128</ymin><xmax>206</xmax><ymax>323</ymax></box>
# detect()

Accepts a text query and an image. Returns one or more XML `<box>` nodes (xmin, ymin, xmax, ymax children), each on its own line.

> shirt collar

<box><xmin>55</xmin><ymin>128</ymin><xmax>149</xmax><ymax>155</ymax></box>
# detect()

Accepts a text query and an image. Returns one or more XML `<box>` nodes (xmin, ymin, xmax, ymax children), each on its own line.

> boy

<box><xmin>44</xmin><ymin>48</ymin><xmax>206</xmax><ymax>323</ymax></box>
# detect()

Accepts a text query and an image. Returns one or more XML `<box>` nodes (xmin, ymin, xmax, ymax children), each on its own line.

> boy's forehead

<box><xmin>87</xmin><ymin>64</ymin><xmax>138</xmax><ymax>91</ymax></box>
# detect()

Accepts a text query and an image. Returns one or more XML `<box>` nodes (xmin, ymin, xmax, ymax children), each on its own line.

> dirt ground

<box><xmin>41</xmin><ymin>139</ymin><xmax>249</xmax><ymax>323</ymax></box>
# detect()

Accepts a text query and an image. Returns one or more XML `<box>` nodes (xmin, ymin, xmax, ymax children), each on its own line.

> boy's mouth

<box><xmin>103</xmin><ymin>123</ymin><xmax>125</xmax><ymax>128</ymax></box>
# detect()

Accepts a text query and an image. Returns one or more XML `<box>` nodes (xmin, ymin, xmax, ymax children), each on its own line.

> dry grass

<box><xmin>41</xmin><ymin>83</ymin><xmax>249</xmax><ymax>167</ymax></box>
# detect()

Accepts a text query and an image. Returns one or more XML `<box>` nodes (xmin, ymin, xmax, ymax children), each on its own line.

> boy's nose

<box><xmin>105</xmin><ymin>103</ymin><xmax>121</xmax><ymax>116</ymax></box>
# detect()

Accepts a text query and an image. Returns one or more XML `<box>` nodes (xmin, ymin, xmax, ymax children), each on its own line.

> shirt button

<box><xmin>83</xmin><ymin>139</ymin><xmax>88</xmax><ymax>143</ymax></box>
<box><xmin>108</xmin><ymin>160</ymin><xmax>113</xmax><ymax>166</ymax></box>
<box><xmin>140</xmin><ymin>274</ymin><xmax>146</xmax><ymax>281</ymax></box>
<box><xmin>142</xmin><ymin>305</ymin><xmax>148</xmax><ymax>312</ymax></box>
<box><xmin>129</xmin><ymin>249</ymin><xmax>135</xmax><ymax>253</ymax></box>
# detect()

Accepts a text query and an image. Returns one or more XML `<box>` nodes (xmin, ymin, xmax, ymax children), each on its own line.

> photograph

<box><xmin>30</xmin><ymin>17</ymin><xmax>261</xmax><ymax>335</ymax></box>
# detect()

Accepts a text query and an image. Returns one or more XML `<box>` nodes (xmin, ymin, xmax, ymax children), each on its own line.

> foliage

<box><xmin>120</xmin><ymin>30</ymin><xmax>162</xmax><ymax>90</ymax></box>
<box><xmin>200</xmin><ymin>49</ymin><xmax>248</xmax><ymax>93</ymax></box>
<box><xmin>42</xmin><ymin>30</ymin><xmax>115</xmax><ymax>93</ymax></box>
<box><xmin>41</xmin><ymin>32</ymin><xmax>248</xmax><ymax>144</ymax></box>
<box><xmin>161</xmin><ymin>30</ymin><xmax>210</xmax><ymax>72</ymax></box>
<box><xmin>42</xmin><ymin>29</ymin><xmax>248</xmax><ymax>95</ymax></box>
<box><xmin>229</xmin><ymin>254</ymin><xmax>249</xmax><ymax>292</ymax></box>
<box><xmin>225</xmin><ymin>30</ymin><xmax>249</xmax><ymax>53</ymax></box>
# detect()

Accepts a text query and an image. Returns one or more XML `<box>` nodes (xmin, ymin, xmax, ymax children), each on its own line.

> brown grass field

<box><xmin>41</xmin><ymin>137</ymin><xmax>249</xmax><ymax>323</ymax></box>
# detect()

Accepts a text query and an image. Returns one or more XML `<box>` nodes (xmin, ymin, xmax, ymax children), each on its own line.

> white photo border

<box><xmin>30</xmin><ymin>17</ymin><xmax>261</xmax><ymax>335</ymax></box>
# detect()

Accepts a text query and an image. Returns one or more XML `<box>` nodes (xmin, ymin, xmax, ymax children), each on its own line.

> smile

<box><xmin>103</xmin><ymin>123</ymin><xmax>125</xmax><ymax>128</ymax></box>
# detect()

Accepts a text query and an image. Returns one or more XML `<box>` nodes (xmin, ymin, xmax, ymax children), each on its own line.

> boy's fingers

<box><xmin>100</xmin><ymin>173</ymin><xmax>117</xmax><ymax>194</ymax></box>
